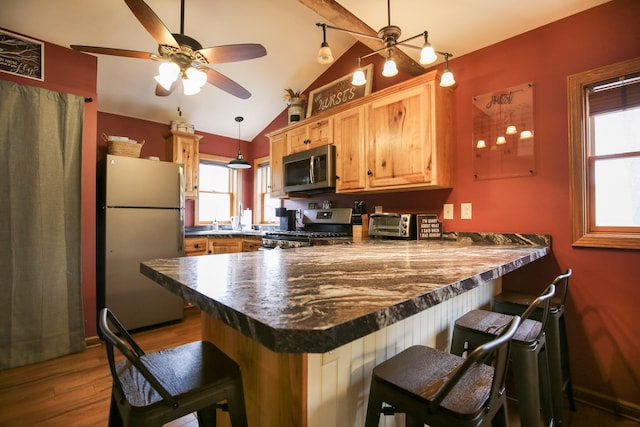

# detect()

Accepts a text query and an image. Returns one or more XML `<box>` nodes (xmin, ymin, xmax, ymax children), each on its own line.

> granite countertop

<box><xmin>141</xmin><ymin>234</ymin><xmax>549</xmax><ymax>353</ymax></box>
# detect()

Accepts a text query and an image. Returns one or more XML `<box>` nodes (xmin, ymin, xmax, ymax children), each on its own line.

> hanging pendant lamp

<box><xmin>228</xmin><ymin>116</ymin><xmax>251</xmax><ymax>169</ymax></box>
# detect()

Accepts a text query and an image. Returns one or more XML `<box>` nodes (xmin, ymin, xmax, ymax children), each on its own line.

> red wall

<box><xmin>272</xmin><ymin>0</ymin><xmax>640</xmax><ymax>406</ymax></box>
<box><xmin>0</xmin><ymin>30</ymin><xmax>99</xmax><ymax>339</ymax></box>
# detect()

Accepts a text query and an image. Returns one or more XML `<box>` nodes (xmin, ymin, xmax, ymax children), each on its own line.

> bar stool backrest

<box><xmin>428</xmin><ymin>315</ymin><xmax>522</xmax><ymax>414</ymax></box>
<box><xmin>551</xmin><ymin>269</ymin><xmax>573</xmax><ymax>312</ymax></box>
<box><xmin>521</xmin><ymin>283</ymin><xmax>556</xmax><ymax>343</ymax></box>
<box><xmin>99</xmin><ymin>308</ymin><xmax>178</xmax><ymax>408</ymax></box>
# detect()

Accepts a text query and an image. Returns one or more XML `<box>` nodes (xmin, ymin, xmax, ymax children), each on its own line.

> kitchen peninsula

<box><xmin>141</xmin><ymin>233</ymin><xmax>549</xmax><ymax>427</ymax></box>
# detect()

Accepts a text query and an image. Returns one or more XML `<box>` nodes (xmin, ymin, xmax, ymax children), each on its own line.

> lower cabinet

<box><xmin>186</xmin><ymin>236</ymin><xmax>262</xmax><ymax>256</ymax></box>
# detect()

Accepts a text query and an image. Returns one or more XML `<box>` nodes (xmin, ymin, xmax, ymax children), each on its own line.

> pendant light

<box><xmin>228</xmin><ymin>116</ymin><xmax>251</xmax><ymax>169</ymax></box>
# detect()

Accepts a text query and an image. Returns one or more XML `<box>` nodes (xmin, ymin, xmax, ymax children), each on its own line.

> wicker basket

<box><xmin>103</xmin><ymin>134</ymin><xmax>144</xmax><ymax>158</ymax></box>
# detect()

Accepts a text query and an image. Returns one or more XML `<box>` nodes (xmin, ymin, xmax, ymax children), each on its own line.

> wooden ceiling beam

<box><xmin>297</xmin><ymin>0</ymin><xmax>425</xmax><ymax>76</ymax></box>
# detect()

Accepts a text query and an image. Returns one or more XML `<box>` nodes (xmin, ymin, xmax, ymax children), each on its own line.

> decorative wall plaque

<box><xmin>0</xmin><ymin>30</ymin><xmax>44</xmax><ymax>81</ymax></box>
<box><xmin>417</xmin><ymin>214</ymin><xmax>443</xmax><ymax>240</ymax></box>
<box><xmin>307</xmin><ymin>64</ymin><xmax>373</xmax><ymax>117</ymax></box>
<box><xmin>472</xmin><ymin>82</ymin><xmax>535</xmax><ymax>180</ymax></box>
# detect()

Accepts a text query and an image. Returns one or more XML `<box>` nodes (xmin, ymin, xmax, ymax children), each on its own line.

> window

<box><xmin>254</xmin><ymin>156</ymin><xmax>279</xmax><ymax>224</ymax></box>
<box><xmin>568</xmin><ymin>57</ymin><xmax>640</xmax><ymax>249</ymax></box>
<box><xmin>196</xmin><ymin>154</ymin><xmax>240</xmax><ymax>224</ymax></box>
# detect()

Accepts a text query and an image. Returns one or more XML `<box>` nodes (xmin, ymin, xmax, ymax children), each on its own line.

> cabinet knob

<box><xmin>335</xmin><ymin>175</ymin><xmax>340</xmax><ymax>180</ymax></box>
<box><xmin>367</xmin><ymin>170</ymin><xmax>373</xmax><ymax>176</ymax></box>
<box><xmin>194</xmin><ymin>244</ymin><xmax>200</xmax><ymax>248</ymax></box>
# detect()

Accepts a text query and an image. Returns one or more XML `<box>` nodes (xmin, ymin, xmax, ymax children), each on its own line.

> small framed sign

<box><xmin>0</xmin><ymin>30</ymin><xmax>44</xmax><ymax>81</ymax></box>
<box><xmin>307</xmin><ymin>64</ymin><xmax>373</xmax><ymax>117</ymax></box>
<box><xmin>417</xmin><ymin>214</ymin><xmax>443</xmax><ymax>240</ymax></box>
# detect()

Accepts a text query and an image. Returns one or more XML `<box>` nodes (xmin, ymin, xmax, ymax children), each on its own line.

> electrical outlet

<box><xmin>443</xmin><ymin>204</ymin><xmax>454</xmax><ymax>220</ymax></box>
<box><xmin>375</xmin><ymin>205</ymin><xmax>383</xmax><ymax>213</ymax></box>
<box><xmin>461</xmin><ymin>203</ymin><xmax>472</xmax><ymax>219</ymax></box>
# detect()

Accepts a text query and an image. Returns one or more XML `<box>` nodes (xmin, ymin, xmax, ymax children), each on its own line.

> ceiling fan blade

<box><xmin>197</xmin><ymin>44</ymin><xmax>267</xmax><ymax>64</ymax></box>
<box><xmin>204</xmin><ymin>68</ymin><xmax>251</xmax><ymax>99</ymax></box>
<box><xmin>155</xmin><ymin>80</ymin><xmax>178</xmax><ymax>97</ymax></box>
<box><xmin>124</xmin><ymin>0</ymin><xmax>178</xmax><ymax>48</ymax></box>
<box><xmin>70</xmin><ymin>45</ymin><xmax>155</xmax><ymax>59</ymax></box>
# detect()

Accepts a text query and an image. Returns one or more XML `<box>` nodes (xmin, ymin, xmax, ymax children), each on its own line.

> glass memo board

<box><xmin>472</xmin><ymin>82</ymin><xmax>535</xmax><ymax>180</ymax></box>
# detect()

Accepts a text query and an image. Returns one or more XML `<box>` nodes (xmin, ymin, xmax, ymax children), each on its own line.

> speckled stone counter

<box><xmin>141</xmin><ymin>234</ymin><xmax>549</xmax><ymax>427</ymax></box>
<box><xmin>141</xmin><ymin>235</ymin><xmax>549</xmax><ymax>353</ymax></box>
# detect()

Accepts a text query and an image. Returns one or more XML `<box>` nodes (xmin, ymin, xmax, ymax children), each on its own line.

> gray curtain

<box><xmin>0</xmin><ymin>80</ymin><xmax>85</xmax><ymax>369</ymax></box>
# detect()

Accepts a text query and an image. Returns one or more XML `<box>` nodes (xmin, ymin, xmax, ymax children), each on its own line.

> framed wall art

<box><xmin>0</xmin><ymin>30</ymin><xmax>44</xmax><ymax>81</ymax></box>
<box><xmin>307</xmin><ymin>64</ymin><xmax>373</xmax><ymax>117</ymax></box>
<box><xmin>472</xmin><ymin>82</ymin><xmax>535</xmax><ymax>180</ymax></box>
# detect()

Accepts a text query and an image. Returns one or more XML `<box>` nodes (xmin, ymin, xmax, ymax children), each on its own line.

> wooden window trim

<box><xmin>195</xmin><ymin>154</ymin><xmax>237</xmax><ymax>225</ymax></box>
<box><xmin>567</xmin><ymin>57</ymin><xmax>640</xmax><ymax>250</ymax></box>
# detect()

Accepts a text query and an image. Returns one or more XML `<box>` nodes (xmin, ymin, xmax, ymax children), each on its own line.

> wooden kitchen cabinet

<box><xmin>165</xmin><ymin>130</ymin><xmax>201</xmax><ymax>199</ymax></box>
<box><xmin>242</xmin><ymin>239</ymin><xmax>261</xmax><ymax>252</ymax></box>
<box><xmin>365</xmin><ymin>75</ymin><xmax>452</xmax><ymax>191</ymax></box>
<box><xmin>334</xmin><ymin>106</ymin><xmax>366</xmax><ymax>192</ymax></box>
<box><xmin>266</xmin><ymin>69</ymin><xmax>452</xmax><ymax>196</ymax></box>
<box><xmin>208</xmin><ymin>238</ymin><xmax>243</xmax><ymax>254</ymax></box>
<box><xmin>185</xmin><ymin>237</ymin><xmax>208</xmax><ymax>256</ymax></box>
<box><xmin>269</xmin><ymin>131</ymin><xmax>286</xmax><ymax>199</ymax></box>
<box><xmin>286</xmin><ymin>117</ymin><xmax>332</xmax><ymax>154</ymax></box>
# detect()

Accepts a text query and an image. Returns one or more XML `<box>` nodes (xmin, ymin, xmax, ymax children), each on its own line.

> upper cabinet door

<box><xmin>366</xmin><ymin>83</ymin><xmax>434</xmax><ymax>189</ymax></box>
<box><xmin>165</xmin><ymin>131</ymin><xmax>201</xmax><ymax>199</ymax></box>
<box><xmin>334</xmin><ymin>106</ymin><xmax>366</xmax><ymax>192</ymax></box>
<box><xmin>287</xmin><ymin>118</ymin><xmax>333</xmax><ymax>154</ymax></box>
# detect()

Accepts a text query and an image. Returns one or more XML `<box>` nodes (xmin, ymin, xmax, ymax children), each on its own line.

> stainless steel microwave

<box><xmin>282</xmin><ymin>144</ymin><xmax>336</xmax><ymax>193</ymax></box>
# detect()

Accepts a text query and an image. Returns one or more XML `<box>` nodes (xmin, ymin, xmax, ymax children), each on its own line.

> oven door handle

<box><xmin>309</xmin><ymin>155</ymin><xmax>315</xmax><ymax>184</ymax></box>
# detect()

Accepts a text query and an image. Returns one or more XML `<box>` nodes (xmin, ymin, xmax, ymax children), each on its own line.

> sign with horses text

<box><xmin>307</xmin><ymin>64</ymin><xmax>373</xmax><ymax>117</ymax></box>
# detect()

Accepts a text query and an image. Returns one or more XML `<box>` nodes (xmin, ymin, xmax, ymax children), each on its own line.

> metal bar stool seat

<box><xmin>492</xmin><ymin>269</ymin><xmax>574</xmax><ymax>426</ymax></box>
<box><xmin>365</xmin><ymin>316</ymin><xmax>521</xmax><ymax>427</ymax></box>
<box><xmin>450</xmin><ymin>284</ymin><xmax>556</xmax><ymax>427</ymax></box>
<box><xmin>99</xmin><ymin>308</ymin><xmax>248</xmax><ymax>427</ymax></box>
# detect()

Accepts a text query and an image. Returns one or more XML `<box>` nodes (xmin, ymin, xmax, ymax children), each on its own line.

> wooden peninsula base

<box><xmin>202</xmin><ymin>278</ymin><xmax>499</xmax><ymax>427</ymax></box>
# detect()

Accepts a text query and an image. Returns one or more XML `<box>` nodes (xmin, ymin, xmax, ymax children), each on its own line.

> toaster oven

<box><xmin>368</xmin><ymin>213</ymin><xmax>416</xmax><ymax>239</ymax></box>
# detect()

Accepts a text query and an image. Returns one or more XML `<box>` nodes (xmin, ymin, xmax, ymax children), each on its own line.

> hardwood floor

<box><xmin>0</xmin><ymin>307</ymin><xmax>637</xmax><ymax>427</ymax></box>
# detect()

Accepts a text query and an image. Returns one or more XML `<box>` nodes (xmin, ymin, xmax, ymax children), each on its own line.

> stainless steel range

<box><xmin>262</xmin><ymin>208</ymin><xmax>353</xmax><ymax>249</ymax></box>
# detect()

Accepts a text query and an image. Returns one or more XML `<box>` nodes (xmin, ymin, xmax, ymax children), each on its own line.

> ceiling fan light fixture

<box><xmin>186</xmin><ymin>67</ymin><xmax>207</xmax><ymax>88</ymax></box>
<box><xmin>182</xmin><ymin>77</ymin><xmax>201</xmax><ymax>95</ymax></box>
<box><xmin>154</xmin><ymin>62</ymin><xmax>180</xmax><ymax>90</ymax></box>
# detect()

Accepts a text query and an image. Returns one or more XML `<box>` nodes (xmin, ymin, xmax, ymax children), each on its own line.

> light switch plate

<box><xmin>461</xmin><ymin>203</ymin><xmax>472</xmax><ymax>219</ymax></box>
<box><xmin>443</xmin><ymin>204</ymin><xmax>454</xmax><ymax>220</ymax></box>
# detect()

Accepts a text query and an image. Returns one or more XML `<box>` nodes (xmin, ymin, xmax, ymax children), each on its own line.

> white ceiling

<box><xmin>0</xmin><ymin>0</ymin><xmax>607</xmax><ymax>140</ymax></box>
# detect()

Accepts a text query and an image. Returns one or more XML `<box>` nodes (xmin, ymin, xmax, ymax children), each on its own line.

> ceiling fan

<box><xmin>71</xmin><ymin>0</ymin><xmax>266</xmax><ymax>98</ymax></box>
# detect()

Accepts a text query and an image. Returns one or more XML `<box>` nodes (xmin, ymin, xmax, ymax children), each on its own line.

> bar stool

<box><xmin>99</xmin><ymin>308</ymin><xmax>248</xmax><ymax>427</ymax></box>
<box><xmin>450</xmin><ymin>284</ymin><xmax>556</xmax><ymax>427</ymax></box>
<box><xmin>492</xmin><ymin>269</ymin><xmax>574</xmax><ymax>425</ymax></box>
<box><xmin>365</xmin><ymin>315</ymin><xmax>521</xmax><ymax>427</ymax></box>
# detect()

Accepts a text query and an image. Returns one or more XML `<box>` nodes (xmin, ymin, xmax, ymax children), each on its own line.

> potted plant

<box><xmin>284</xmin><ymin>89</ymin><xmax>306</xmax><ymax>124</ymax></box>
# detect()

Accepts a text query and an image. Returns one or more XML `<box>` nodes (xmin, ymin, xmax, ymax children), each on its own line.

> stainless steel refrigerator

<box><xmin>98</xmin><ymin>154</ymin><xmax>184</xmax><ymax>330</ymax></box>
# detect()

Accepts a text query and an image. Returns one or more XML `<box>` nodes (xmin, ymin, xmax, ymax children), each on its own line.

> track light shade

<box><xmin>382</xmin><ymin>56</ymin><xmax>398</xmax><ymax>77</ymax></box>
<box><xmin>317</xmin><ymin>43</ymin><xmax>334</xmax><ymax>64</ymax></box>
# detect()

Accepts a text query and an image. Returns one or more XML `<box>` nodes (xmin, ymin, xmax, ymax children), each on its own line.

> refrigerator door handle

<box><xmin>178</xmin><ymin>165</ymin><xmax>185</xmax><ymax>253</ymax></box>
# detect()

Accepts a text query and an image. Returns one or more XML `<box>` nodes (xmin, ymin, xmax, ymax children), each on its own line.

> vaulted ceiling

<box><xmin>0</xmin><ymin>0</ymin><xmax>607</xmax><ymax>140</ymax></box>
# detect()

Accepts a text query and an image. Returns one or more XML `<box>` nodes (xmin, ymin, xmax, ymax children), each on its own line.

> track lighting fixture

<box><xmin>316</xmin><ymin>0</ymin><xmax>455</xmax><ymax>87</ymax></box>
<box><xmin>228</xmin><ymin>116</ymin><xmax>251</xmax><ymax>169</ymax></box>
<box><xmin>317</xmin><ymin>23</ymin><xmax>334</xmax><ymax>65</ymax></box>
